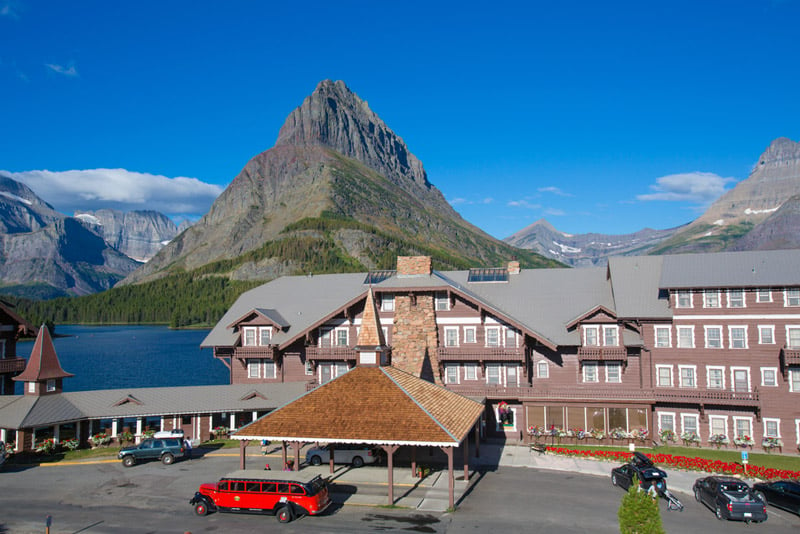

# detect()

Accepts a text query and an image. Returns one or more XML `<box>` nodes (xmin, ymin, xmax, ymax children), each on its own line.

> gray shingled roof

<box><xmin>659</xmin><ymin>249</ymin><xmax>800</xmax><ymax>289</ymax></box>
<box><xmin>608</xmin><ymin>255</ymin><xmax>671</xmax><ymax>319</ymax></box>
<box><xmin>0</xmin><ymin>383</ymin><xmax>307</xmax><ymax>428</ymax></box>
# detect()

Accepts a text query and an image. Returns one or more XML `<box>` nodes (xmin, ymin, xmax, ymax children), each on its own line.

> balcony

<box><xmin>655</xmin><ymin>388</ymin><xmax>760</xmax><ymax>408</ymax></box>
<box><xmin>781</xmin><ymin>345</ymin><xmax>800</xmax><ymax>367</ymax></box>
<box><xmin>442</xmin><ymin>384</ymin><xmax>654</xmax><ymax>402</ymax></box>
<box><xmin>577</xmin><ymin>346</ymin><xmax>628</xmax><ymax>363</ymax></box>
<box><xmin>0</xmin><ymin>357</ymin><xmax>26</xmax><ymax>374</ymax></box>
<box><xmin>232</xmin><ymin>345</ymin><xmax>277</xmax><ymax>359</ymax></box>
<box><xmin>437</xmin><ymin>346</ymin><xmax>525</xmax><ymax>362</ymax></box>
<box><xmin>305</xmin><ymin>346</ymin><xmax>358</xmax><ymax>361</ymax></box>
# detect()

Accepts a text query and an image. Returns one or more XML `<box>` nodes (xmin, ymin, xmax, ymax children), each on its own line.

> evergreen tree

<box><xmin>618</xmin><ymin>477</ymin><xmax>665</xmax><ymax>534</ymax></box>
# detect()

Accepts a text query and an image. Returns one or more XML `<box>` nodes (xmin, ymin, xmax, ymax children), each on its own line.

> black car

<box><xmin>118</xmin><ymin>437</ymin><xmax>186</xmax><ymax>467</ymax></box>
<box><xmin>752</xmin><ymin>480</ymin><xmax>800</xmax><ymax>516</ymax></box>
<box><xmin>693</xmin><ymin>476</ymin><xmax>767</xmax><ymax>522</ymax></box>
<box><xmin>611</xmin><ymin>452</ymin><xmax>668</xmax><ymax>493</ymax></box>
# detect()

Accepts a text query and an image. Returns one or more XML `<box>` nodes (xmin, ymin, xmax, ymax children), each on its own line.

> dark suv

<box><xmin>118</xmin><ymin>437</ymin><xmax>185</xmax><ymax>467</ymax></box>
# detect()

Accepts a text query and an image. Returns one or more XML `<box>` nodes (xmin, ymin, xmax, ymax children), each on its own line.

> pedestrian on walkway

<box><xmin>184</xmin><ymin>438</ymin><xmax>192</xmax><ymax>460</ymax></box>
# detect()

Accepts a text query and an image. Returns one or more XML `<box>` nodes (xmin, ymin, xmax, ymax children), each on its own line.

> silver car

<box><xmin>305</xmin><ymin>444</ymin><xmax>378</xmax><ymax>467</ymax></box>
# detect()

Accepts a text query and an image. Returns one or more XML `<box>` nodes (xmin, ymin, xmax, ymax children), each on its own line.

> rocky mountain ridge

<box><xmin>74</xmin><ymin>209</ymin><xmax>180</xmax><ymax>262</ymax></box>
<box><xmin>121</xmin><ymin>80</ymin><xmax>557</xmax><ymax>286</ymax></box>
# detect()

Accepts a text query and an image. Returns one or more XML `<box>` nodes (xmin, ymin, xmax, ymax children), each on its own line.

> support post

<box><xmin>463</xmin><ymin>439</ymin><xmax>469</xmax><ymax>482</ymax></box>
<box><xmin>382</xmin><ymin>445</ymin><xmax>399</xmax><ymax>505</ymax></box>
<box><xmin>440</xmin><ymin>446</ymin><xmax>455</xmax><ymax>510</ymax></box>
<box><xmin>474</xmin><ymin>424</ymin><xmax>480</xmax><ymax>458</ymax></box>
<box><xmin>329</xmin><ymin>444</ymin><xmax>335</xmax><ymax>474</ymax></box>
<box><xmin>281</xmin><ymin>441</ymin><xmax>287</xmax><ymax>469</ymax></box>
<box><xmin>411</xmin><ymin>446</ymin><xmax>417</xmax><ymax>477</ymax></box>
<box><xmin>293</xmin><ymin>441</ymin><xmax>301</xmax><ymax>471</ymax></box>
<box><xmin>239</xmin><ymin>440</ymin><xmax>249</xmax><ymax>470</ymax></box>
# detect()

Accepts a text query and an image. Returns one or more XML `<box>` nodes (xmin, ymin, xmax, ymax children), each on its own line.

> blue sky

<box><xmin>2</xmin><ymin>1</ymin><xmax>799</xmax><ymax>239</ymax></box>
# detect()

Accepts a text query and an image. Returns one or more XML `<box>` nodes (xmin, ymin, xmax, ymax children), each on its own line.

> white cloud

<box><xmin>5</xmin><ymin>168</ymin><xmax>224</xmax><ymax>216</ymax></box>
<box><xmin>544</xmin><ymin>208</ymin><xmax>566</xmax><ymax>216</ymax></box>
<box><xmin>538</xmin><ymin>186</ymin><xmax>572</xmax><ymax>197</ymax></box>
<box><xmin>507</xmin><ymin>199</ymin><xmax>541</xmax><ymax>209</ymax></box>
<box><xmin>637</xmin><ymin>172</ymin><xmax>735</xmax><ymax>203</ymax></box>
<box><xmin>45</xmin><ymin>62</ymin><xmax>78</xmax><ymax>77</ymax></box>
<box><xmin>449</xmin><ymin>197</ymin><xmax>468</xmax><ymax>205</ymax></box>
<box><xmin>1</xmin><ymin>1</ymin><xmax>21</xmax><ymax>18</ymax></box>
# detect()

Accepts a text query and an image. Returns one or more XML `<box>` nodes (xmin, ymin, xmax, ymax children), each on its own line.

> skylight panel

<box><xmin>364</xmin><ymin>270</ymin><xmax>396</xmax><ymax>285</ymax></box>
<box><xmin>467</xmin><ymin>268</ymin><xmax>508</xmax><ymax>283</ymax></box>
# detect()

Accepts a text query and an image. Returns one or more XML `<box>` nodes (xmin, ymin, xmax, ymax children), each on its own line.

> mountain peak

<box><xmin>275</xmin><ymin>80</ymin><xmax>431</xmax><ymax>190</ymax></box>
<box><xmin>759</xmin><ymin>136</ymin><xmax>800</xmax><ymax>165</ymax></box>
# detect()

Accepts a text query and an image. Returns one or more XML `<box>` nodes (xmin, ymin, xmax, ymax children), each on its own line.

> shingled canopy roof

<box><xmin>233</xmin><ymin>365</ymin><xmax>484</xmax><ymax>447</ymax></box>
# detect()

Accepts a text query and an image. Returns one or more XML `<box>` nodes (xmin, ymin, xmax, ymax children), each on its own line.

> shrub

<box><xmin>618</xmin><ymin>476</ymin><xmax>665</xmax><ymax>534</ymax></box>
<box><xmin>90</xmin><ymin>432</ymin><xmax>111</xmax><ymax>447</ymax></box>
<box><xmin>35</xmin><ymin>438</ymin><xmax>56</xmax><ymax>455</ymax></box>
<box><xmin>61</xmin><ymin>438</ymin><xmax>80</xmax><ymax>451</ymax></box>
<box><xmin>117</xmin><ymin>431</ymin><xmax>134</xmax><ymax>444</ymax></box>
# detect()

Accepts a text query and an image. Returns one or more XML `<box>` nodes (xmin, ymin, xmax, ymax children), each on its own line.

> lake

<box><xmin>15</xmin><ymin>325</ymin><xmax>229</xmax><ymax>393</ymax></box>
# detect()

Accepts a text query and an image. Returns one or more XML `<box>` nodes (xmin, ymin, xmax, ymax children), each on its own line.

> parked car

<box><xmin>693</xmin><ymin>476</ymin><xmax>767</xmax><ymax>522</ymax></box>
<box><xmin>153</xmin><ymin>428</ymin><xmax>184</xmax><ymax>439</ymax></box>
<box><xmin>752</xmin><ymin>480</ymin><xmax>800</xmax><ymax>516</ymax></box>
<box><xmin>190</xmin><ymin>470</ymin><xmax>331</xmax><ymax>523</ymax></box>
<box><xmin>118</xmin><ymin>437</ymin><xmax>185</xmax><ymax>467</ymax></box>
<box><xmin>305</xmin><ymin>444</ymin><xmax>378</xmax><ymax>467</ymax></box>
<box><xmin>611</xmin><ymin>452</ymin><xmax>668</xmax><ymax>493</ymax></box>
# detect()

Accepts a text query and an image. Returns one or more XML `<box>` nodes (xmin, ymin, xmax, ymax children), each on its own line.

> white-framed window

<box><xmin>381</xmin><ymin>294</ymin><xmax>395</xmax><ymax>312</ymax></box>
<box><xmin>335</xmin><ymin>328</ymin><xmax>348</xmax><ymax>347</ymax></box>
<box><xmin>304</xmin><ymin>360</ymin><xmax>314</xmax><ymax>376</ymax></box>
<box><xmin>505</xmin><ymin>328</ymin><xmax>517</xmax><ymax>348</ymax></box>
<box><xmin>259</xmin><ymin>327</ymin><xmax>272</xmax><ymax>346</ymax></box>
<box><xmin>247</xmin><ymin>359</ymin><xmax>260</xmax><ymax>378</ymax></box>
<box><xmin>756</xmin><ymin>289</ymin><xmax>772</xmax><ymax>303</ymax></box>
<box><xmin>28</xmin><ymin>382</ymin><xmax>35</xmax><ymax>393</ymax></box>
<box><xmin>46</xmin><ymin>379</ymin><xmax>56</xmax><ymax>392</ymax></box>
<box><xmin>264</xmin><ymin>360</ymin><xmax>277</xmax><ymax>379</ymax></box>
<box><xmin>733</xmin><ymin>416</ymin><xmax>753</xmax><ymax>439</ymax></box>
<box><xmin>464</xmin><ymin>326</ymin><xmax>476</xmax><ymax>344</ymax></box>
<box><xmin>758</xmin><ymin>325</ymin><xmax>775</xmax><ymax>345</ymax></box>
<box><xmin>727</xmin><ymin>289</ymin><xmax>745</xmax><ymax>308</ymax></box>
<box><xmin>704</xmin><ymin>326</ymin><xmax>722</xmax><ymax>348</ymax></box>
<box><xmin>656</xmin><ymin>365</ymin><xmax>673</xmax><ymax>387</ymax></box>
<box><xmin>464</xmin><ymin>363</ymin><xmax>478</xmax><ymax>381</ymax></box>
<box><xmin>486</xmin><ymin>363</ymin><xmax>502</xmax><ymax>385</ymax></box>
<box><xmin>677</xmin><ymin>326</ymin><xmax>694</xmax><ymax>348</ymax></box>
<box><xmin>786</xmin><ymin>326</ymin><xmax>800</xmax><ymax>349</ymax></box>
<box><xmin>706</xmin><ymin>366</ymin><xmax>725</xmax><ymax>389</ymax></box>
<box><xmin>709</xmin><ymin>415</ymin><xmax>727</xmax><ymax>438</ymax></box>
<box><xmin>435</xmin><ymin>292</ymin><xmax>449</xmax><ymax>311</ymax></box>
<box><xmin>681</xmin><ymin>413</ymin><xmax>699</xmax><ymax>435</ymax></box>
<box><xmin>485</xmin><ymin>327</ymin><xmax>500</xmax><ymax>347</ymax></box>
<box><xmin>703</xmin><ymin>290</ymin><xmax>720</xmax><ymax>308</ymax></box>
<box><xmin>583</xmin><ymin>362</ymin><xmax>599</xmax><ymax>383</ymax></box>
<box><xmin>319</xmin><ymin>328</ymin><xmax>333</xmax><ymax>347</ymax></box>
<box><xmin>763</xmin><ymin>418</ymin><xmax>781</xmax><ymax>438</ymax></box>
<box><xmin>728</xmin><ymin>326</ymin><xmax>748</xmax><ymax>349</ymax></box>
<box><xmin>658</xmin><ymin>412</ymin><xmax>675</xmax><ymax>433</ymax></box>
<box><xmin>444</xmin><ymin>327</ymin><xmax>459</xmax><ymax>347</ymax></box>
<box><xmin>445</xmin><ymin>364</ymin><xmax>459</xmax><ymax>384</ymax></box>
<box><xmin>761</xmin><ymin>367</ymin><xmax>778</xmax><ymax>387</ymax></box>
<box><xmin>606</xmin><ymin>362</ymin><xmax>621</xmax><ymax>383</ymax></box>
<box><xmin>537</xmin><ymin>361</ymin><xmax>549</xmax><ymax>378</ymax></box>
<box><xmin>789</xmin><ymin>369</ymin><xmax>800</xmax><ymax>392</ymax></box>
<box><xmin>731</xmin><ymin>367</ymin><xmax>751</xmax><ymax>392</ymax></box>
<box><xmin>675</xmin><ymin>291</ymin><xmax>692</xmax><ymax>308</ymax></box>
<box><xmin>583</xmin><ymin>325</ymin><xmax>599</xmax><ymax>346</ymax></box>
<box><xmin>243</xmin><ymin>327</ymin><xmax>257</xmax><ymax>347</ymax></box>
<box><xmin>679</xmin><ymin>365</ymin><xmax>697</xmax><ymax>388</ymax></box>
<box><xmin>603</xmin><ymin>326</ymin><xmax>618</xmax><ymax>347</ymax></box>
<box><xmin>654</xmin><ymin>326</ymin><xmax>671</xmax><ymax>348</ymax></box>
<box><xmin>785</xmin><ymin>288</ymin><xmax>800</xmax><ymax>307</ymax></box>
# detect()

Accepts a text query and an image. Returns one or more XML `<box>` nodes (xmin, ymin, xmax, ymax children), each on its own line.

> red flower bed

<box><xmin>545</xmin><ymin>447</ymin><xmax>800</xmax><ymax>480</ymax></box>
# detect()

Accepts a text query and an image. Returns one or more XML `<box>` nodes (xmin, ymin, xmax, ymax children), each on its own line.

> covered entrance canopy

<box><xmin>232</xmin><ymin>364</ymin><xmax>485</xmax><ymax>508</ymax></box>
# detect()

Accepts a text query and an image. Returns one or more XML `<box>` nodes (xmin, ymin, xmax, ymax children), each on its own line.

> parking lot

<box><xmin>0</xmin><ymin>443</ymin><xmax>798</xmax><ymax>533</ymax></box>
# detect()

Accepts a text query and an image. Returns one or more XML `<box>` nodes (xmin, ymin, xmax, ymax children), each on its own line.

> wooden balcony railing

<box><xmin>437</xmin><ymin>346</ymin><xmax>525</xmax><ymax>361</ymax></box>
<box><xmin>232</xmin><ymin>346</ymin><xmax>277</xmax><ymax>359</ymax></box>
<box><xmin>305</xmin><ymin>347</ymin><xmax>358</xmax><ymax>361</ymax></box>
<box><xmin>442</xmin><ymin>384</ymin><xmax>655</xmax><ymax>402</ymax></box>
<box><xmin>654</xmin><ymin>388</ymin><xmax>760</xmax><ymax>407</ymax></box>
<box><xmin>0</xmin><ymin>357</ymin><xmax>26</xmax><ymax>374</ymax></box>
<box><xmin>577</xmin><ymin>346</ymin><xmax>628</xmax><ymax>363</ymax></box>
<box><xmin>781</xmin><ymin>345</ymin><xmax>800</xmax><ymax>366</ymax></box>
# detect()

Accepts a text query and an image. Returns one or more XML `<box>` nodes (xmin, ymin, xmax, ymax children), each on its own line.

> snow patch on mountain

<box><xmin>0</xmin><ymin>191</ymin><xmax>32</xmax><ymax>205</ymax></box>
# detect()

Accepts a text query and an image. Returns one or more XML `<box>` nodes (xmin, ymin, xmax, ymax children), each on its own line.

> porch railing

<box><xmin>437</xmin><ymin>346</ymin><xmax>525</xmax><ymax>361</ymax></box>
<box><xmin>0</xmin><ymin>357</ymin><xmax>26</xmax><ymax>374</ymax></box>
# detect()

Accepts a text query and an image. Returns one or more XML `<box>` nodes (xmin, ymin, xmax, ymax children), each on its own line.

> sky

<box><xmin>2</xmin><ymin>1</ymin><xmax>799</xmax><ymax>239</ymax></box>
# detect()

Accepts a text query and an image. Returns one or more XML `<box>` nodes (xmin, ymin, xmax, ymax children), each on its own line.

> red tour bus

<box><xmin>190</xmin><ymin>469</ymin><xmax>331</xmax><ymax>523</ymax></box>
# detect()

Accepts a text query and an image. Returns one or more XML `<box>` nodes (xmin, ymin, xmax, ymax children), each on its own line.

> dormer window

<box><xmin>728</xmin><ymin>289</ymin><xmax>745</xmax><ymax>308</ymax></box>
<box><xmin>676</xmin><ymin>291</ymin><xmax>692</xmax><ymax>308</ymax></box>
<box><xmin>584</xmin><ymin>326</ymin><xmax>599</xmax><ymax>346</ymax></box>
<box><xmin>381</xmin><ymin>294</ymin><xmax>395</xmax><ymax>312</ymax></box>
<box><xmin>243</xmin><ymin>328</ymin><xmax>257</xmax><ymax>346</ymax></box>
<box><xmin>259</xmin><ymin>327</ymin><xmax>272</xmax><ymax>345</ymax></box>
<box><xmin>603</xmin><ymin>326</ymin><xmax>618</xmax><ymax>347</ymax></box>
<box><xmin>243</xmin><ymin>326</ymin><xmax>272</xmax><ymax>346</ymax></box>
<box><xmin>435</xmin><ymin>292</ymin><xmax>450</xmax><ymax>311</ymax></box>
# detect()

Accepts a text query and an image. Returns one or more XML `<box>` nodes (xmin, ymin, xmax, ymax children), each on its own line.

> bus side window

<box><xmin>218</xmin><ymin>481</ymin><xmax>229</xmax><ymax>491</ymax></box>
<box><xmin>262</xmin><ymin>482</ymin><xmax>277</xmax><ymax>493</ymax></box>
<box><xmin>277</xmin><ymin>483</ymin><xmax>290</xmax><ymax>494</ymax></box>
<box><xmin>245</xmin><ymin>482</ymin><xmax>261</xmax><ymax>492</ymax></box>
<box><xmin>231</xmin><ymin>481</ymin><xmax>245</xmax><ymax>492</ymax></box>
<box><xmin>290</xmin><ymin>484</ymin><xmax>305</xmax><ymax>495</ymax></box>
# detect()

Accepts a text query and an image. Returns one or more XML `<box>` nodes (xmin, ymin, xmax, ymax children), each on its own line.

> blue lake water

<box><xmin>15</xmin><ymin>325</ymin><xmax>229</xmax><ymax>393</ymax></box>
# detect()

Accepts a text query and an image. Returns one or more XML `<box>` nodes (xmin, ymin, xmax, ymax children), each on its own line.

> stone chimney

<box><xmin>508</xmin><ymin>261</ymin><xmax>520</xmax><ymax>275</ymax></box>
<box><xmin>397</xmin><ymin>256</ymin><xmax>432</xmax><ymax>276</ymax></box>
